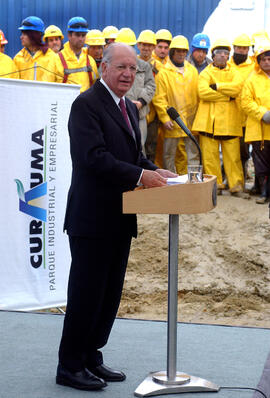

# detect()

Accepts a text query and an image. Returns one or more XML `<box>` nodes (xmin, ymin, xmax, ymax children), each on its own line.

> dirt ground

<box><xmin>118</xmin><ymin>189</ymin><xmax>270</xmax><ymax>328</ymax></box>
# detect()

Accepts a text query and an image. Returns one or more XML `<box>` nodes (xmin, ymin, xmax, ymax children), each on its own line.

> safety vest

<box><xmin>58</xmin><ymin>52</ymin><xmax>93</xmax><ymax>86</ymax></box>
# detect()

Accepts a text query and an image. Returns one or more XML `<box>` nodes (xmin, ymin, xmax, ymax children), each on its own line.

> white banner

<box><xmin>0</xmin><ymin>78</ymin><xmax>80</xmax><ymax>310</ymax></box>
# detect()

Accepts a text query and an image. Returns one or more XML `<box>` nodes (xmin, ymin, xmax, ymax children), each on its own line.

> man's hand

<box><xmin>156</xmin><ymin>168</ymin><xmax>178</xmax><ymax>178</ymax></box>
<box><xmin>163</xmin><ymin>121</ymin><xmax>174</xmax><ymax>130</ymax></box>
<box><xmin>141</xmin><ymin>170</ymin><xmax>168</xmax><ymax>188</ymax></box>
<box><xmin>262</xmin><ymin>111</ymin><xmax>270</xmax><ymax>124</ymax></box>
<box><xmin>132</xmin><ymin>100</ymin><xmax>143</xmax><ymax>110</ymax></box>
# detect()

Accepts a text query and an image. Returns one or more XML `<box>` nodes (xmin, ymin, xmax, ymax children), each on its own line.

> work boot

<box><xmin>248</xmin><ymin>175</ymin><xmax>261</xmax><ymax>195</ymax></box>
<box><xmin>217</xmin><ymin>183</ymin><xmax>226</xmax><ymax>195</ymax></box>
<box><xmin>256</xmin><ymin>176</ymin><xmax>268</xmax><ymax>204</ymax></box>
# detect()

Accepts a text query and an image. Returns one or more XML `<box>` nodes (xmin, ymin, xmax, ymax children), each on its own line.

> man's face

<box><xmin>259</xmin><ymin>54</ymin><xmax>270</xmax><ymax>75</ymax></box>
<box><xmin>213</xmin><ymin>49</ymin><xmax>230</xmax><ymax>68</ymax></box>
<box><xmin>104</xmin><ymin>38</ymin><xmax>115</xmax><ymax>49</ymax></box>
<box><xmin>172</xmin><ymin>49</ymin><xmax>188</xmax><ymax>64</ymax></box>
<box><xmin>234</xmin><ymin>45</ymin><xmax>249</xmax><ymax>55</ymax></box>
<box><xmin>68</xmin><ymin>32</ymin><xmax>86</xmax><ymax>51</ymax></box>
<box><xmin>192</xmin><ymin>49</ymin><xmax>207</xmax><ymax>65</ymax></box>
<box><xmin>88</xmin><ymin>45</ymin><xmax>103</xmax><ymax>60</ymax></box>
<box><xmin>137</xmin><ymin>42</ymin><xmax>155</xmax><ymax>61</ymax></box>
<box><xmin>155</xmin><ymin>41</ymin><xmax>169</xmax><ymax>59</ymax></box>
<box><xmin>102</xmin><ymin>46</ymin><xmax>137</xmax><ymax>97</ymax></box>
<box><xmin>47</xmin><ymin>36</ymin><xmax>62</xmax><ymax>53</ymax></box>
<box><xmin>20</xmin><ymin>32</ymin><xmax>31</xmax><ymax>48</ymax></box>
<box><xmin>0</xmin><ymin>44</ymin><xmax>5</xmax><ymax>53</ymax></box>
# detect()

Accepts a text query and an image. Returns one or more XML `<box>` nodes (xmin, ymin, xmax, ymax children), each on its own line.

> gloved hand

<box><xmin>210</xmin><ymin>83</ymin><xmax>217</xmax><ymax>90</ymax></box>
<box><xmin>262</xmin><ymin>111</ymin><xmax>270</xmax><ymax>124</ymax></box>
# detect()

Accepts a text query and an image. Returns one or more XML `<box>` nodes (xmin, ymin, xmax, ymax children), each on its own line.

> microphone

<box><xmin>166</xmin><ymin>107</ymin><xmax>202</xmax><ymax>167</ymax></box>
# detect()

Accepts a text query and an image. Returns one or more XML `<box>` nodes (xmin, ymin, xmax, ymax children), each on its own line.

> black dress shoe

<box><xmin>56</xmin><ymin>363</ymin><xmax>107</xmax><ymax>390</ymax></box>
<box><xmin>89</xmin><ymin>364</ymin><xmax>126</xmax><ymax>382</ymax></box>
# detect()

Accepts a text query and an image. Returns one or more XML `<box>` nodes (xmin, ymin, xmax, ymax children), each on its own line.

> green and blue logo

<box><xmin>14</xmin><ymin>179</ymin><xmax>47</xmax><ymax>222</ymax></box>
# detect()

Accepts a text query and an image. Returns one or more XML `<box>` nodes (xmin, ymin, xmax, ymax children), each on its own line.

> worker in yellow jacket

<box><xmin>228</xmin><ymin>33</ymin><xmax>255</xmax><ymax>186</ymax></box>
<box><xmin>13</xmin><ymin>16</ymin><xmax>57</xmax><ymax>82</ymax></box>
<box><xmin>152</xmin><ymin>35</ymin><xmax>198</xmax><ymax>173</ymax></box>
<box><xmin>85</xmin><ymin>29</ymin><xmax>105</xmax><ymax>69</ymax></box>
<box><xmin>192</xmin><ymin>39</ymin><xmax>244</xmax><ymax>195</ymax></box>
<box><xmin>241</xmin><ymin>45</ymin><xmax>270</xmax><ymax>204</ymax></box>
<box><xmin>152</xmin><ymin>29</ymin><xmax>172</xmax><ymax>65</ymax></box>
<box><xmin>43</xmin><ymin>25</ymin><xmax>64</xmax><ymax>53</ymax></box>
<box><xmin>0</xmin><ymin>31</ymin><xmax>18</xmax><ymax>78</ymax></box>
<box><xmin>55</xmin><ymin>17</ymin><xmax>98</xmax><ymax>92</ymax></box>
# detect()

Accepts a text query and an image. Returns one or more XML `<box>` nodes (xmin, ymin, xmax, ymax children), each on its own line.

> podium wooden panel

<box><xmin>123</xmin><ymin>175</ymin><xmax>216</xmax><ymax>215</ymax></box>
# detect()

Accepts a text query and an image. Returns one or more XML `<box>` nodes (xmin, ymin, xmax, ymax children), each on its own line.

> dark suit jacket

<box><xmin>64</xmin><ymin>79</ymin><xmax>157</xmax><ymax>238</ymax></box>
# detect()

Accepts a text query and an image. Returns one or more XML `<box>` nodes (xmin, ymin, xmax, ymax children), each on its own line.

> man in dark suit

<box><xmin>56</xmin><ymin>43</ymin><xmax>176</xmax><ymax>391</ymax></box>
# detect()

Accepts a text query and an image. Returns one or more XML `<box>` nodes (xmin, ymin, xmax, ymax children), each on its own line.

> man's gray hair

<box><xmin>102</xmin><ymin>42</ymin><xmax>137</xmax><ymax>64</ymax></box>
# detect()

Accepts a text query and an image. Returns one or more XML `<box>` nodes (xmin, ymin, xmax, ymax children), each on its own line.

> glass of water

<box><xmin>188</xmin><ymin>165</ymin><xmax>203</xmax><ymax>183</ymax></box>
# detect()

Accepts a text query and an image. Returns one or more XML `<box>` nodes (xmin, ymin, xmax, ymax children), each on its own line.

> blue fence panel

<box><xmin>0</xmin><ymin>0</ymin><xmax>220</xmax><ymax>57</ymax></box>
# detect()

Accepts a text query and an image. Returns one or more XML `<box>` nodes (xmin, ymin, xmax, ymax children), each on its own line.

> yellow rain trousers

<box><xmin>200</xmin><ymin>135</ymin><xmax>243</xmax><ymax>188</ymax></box>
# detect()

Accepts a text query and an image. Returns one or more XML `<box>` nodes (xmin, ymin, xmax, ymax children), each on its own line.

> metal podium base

<box><xmin>134</xmin><ymin>371</ymin><xmax>220</xmax><ymax>397</ymax></box>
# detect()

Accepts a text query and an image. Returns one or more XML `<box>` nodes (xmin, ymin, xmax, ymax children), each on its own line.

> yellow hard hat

<box><xmin>254</xmin><ymin>44</ymin><xmax>270</xmax><ymax>71</ymax></box>
<box><xmin>169</xmin><ymin>35</ymin><xmax>189</xmax><ymax>51</ymax></box>
<box><xmin>102</xmin><ymin>25</ymin><xmax>118</xmax><ymax>39</ymax></box>
<box><xmin>85</xmin><ymin>29</ymin><xmax>105</xmax><ymax>46</ymax></box>
<box><xmin>43</xmin><ymin>25</ymin><xmax>64</xmax><ymax>40</ymax></box>
<box><xmin>255</xmin><ymin>44</ymin><xmax>270</xmax><ymax>59</ymax></box>
<box><xmin>155</xmin><ymin>29</ymin><xmax>172</xmax><ymax>42</ymax></box>
<box><xmin>233</xmin><ymin>34</ymin><xmax>251</xmax><ymax>47</ymax></box>
<box><xmin>211</xmin><ymin>38</ymin><xmax>231</xmax><ymax>52</ymax></box>
<box><xmin>251</xmin><ymin>30</ymin><xmax>270</xmax><ymax>45</ymax></box>
<box><xmin>115</xmin><ymin>27</ymin><xmax>137</xmax><ymax>45</ymax></box>
<box><xmin>137</xmin><ymin>29</ymin><xmax>156</xmax><ymax>45</ymax></box>
<box><xmin>0</xmin><ymin>29</ymin><xmax>8</xmax><ymax>44</ymax></box>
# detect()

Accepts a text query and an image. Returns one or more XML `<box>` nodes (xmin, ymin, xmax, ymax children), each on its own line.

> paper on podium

<box><xmin>167</xmin><ymin>175</ymin><xmax>188</xmax><ymax>185</ymax></box>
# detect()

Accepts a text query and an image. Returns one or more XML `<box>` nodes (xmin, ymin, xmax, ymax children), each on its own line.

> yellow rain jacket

<box><xmin>152</xmin><ymin>51</ymin><xmax>169</xmax><ymax>65</ymax></box>
<box><xmin>55</xmin><ymin>42</ymin><xmax>98</xmax><ymax>92</ymax></box>
<box><xmin>241</xmin><ymin>67</ymin><xmax>270</xmax><ymax>142</ymax></box>
<box><xmin>228</xmin><ymin>56</ymin><xmax>255</xmax><ymax>126</ymax></box>
<box><xmin>13</xmin><ymin>47</ymin><xmax>57</xmax><ymax>82</ymax></box>
<box><xmin>192</xmin><ymin>63</ymin><xmax>243</xmax><ymax>136</ymax></box>
<box><xmin>152</xmin><ymin>59</ymin><xmax>198</xmax><ymax>138</ymax></box>
<box><xmin>0</xmin><ymin>53</ymin><xmax>19</xmax><ymax>79</ymax></box>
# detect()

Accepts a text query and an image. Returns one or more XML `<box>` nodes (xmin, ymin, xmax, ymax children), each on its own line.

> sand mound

<box><xmin>118</xmin><ymin>194</ymin><xmax>270</xmax><ymax>327</ymax></box>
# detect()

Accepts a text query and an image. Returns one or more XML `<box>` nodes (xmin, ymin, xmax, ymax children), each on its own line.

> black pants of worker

<box><xmin>58</xmin><ymin>233</ymin><xmax>132</xmax><ymax>372</ymax></box>
<box><xmin>252</xmin><ymin>140</ymin><xmax>270</xmax><ymax>177</ymax></box>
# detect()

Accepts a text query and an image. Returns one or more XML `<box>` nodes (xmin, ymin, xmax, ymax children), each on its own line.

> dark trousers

<box><xmin>252</xmin><ymin>140</ymin><xmax>270</xmax><ymax>177</ymax></box>
<box><xmin>58</xmin><ymin>233</ymin><xmax>132</xmax><ymax>372</ymax></box>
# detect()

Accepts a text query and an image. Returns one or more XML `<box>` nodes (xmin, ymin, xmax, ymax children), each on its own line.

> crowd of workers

<box><xmin>1</xmin><ymin>16</ymin><xmax>270</xmax><ymax>204</ymax></box>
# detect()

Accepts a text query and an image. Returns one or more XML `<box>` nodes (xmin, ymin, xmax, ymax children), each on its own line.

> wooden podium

<box><xmin>123</xmin><ymin>175</ymin><xmax>219</xmax><ymax>397</ymax></box>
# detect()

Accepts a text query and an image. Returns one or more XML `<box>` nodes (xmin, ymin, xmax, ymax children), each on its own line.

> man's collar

<box><xmin>100</xmin><ymin>78</ymin><xmax>124</xmax><ymax>105</ymax></box>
